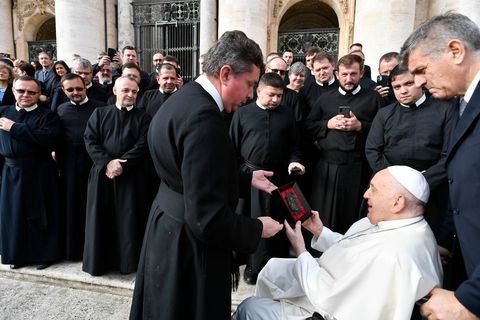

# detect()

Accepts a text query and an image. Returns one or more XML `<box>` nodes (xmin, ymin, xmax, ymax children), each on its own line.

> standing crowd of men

<box><xmin>0</xmin><ymin>11</ymin><xmax>479</xmax><ymax>320</ymax></box>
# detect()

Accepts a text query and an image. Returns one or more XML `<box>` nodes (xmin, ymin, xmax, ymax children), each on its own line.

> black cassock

<box><xmin>229</xmin><ymin>102</ymin><xmax>301</xmax><ymax>272</ymax></box>
<box><xmin>304</xmin><ymin>87</ymin><xmax>383</xmax><ymax>233</ymax></box>
<box><xmin>365</xmin><ymin>96</ymin><xmax>455</xmax><ymax>236</ymax></box>
<box><xmin>83</xmin><ymin>105</ymin><xmax>151</xmax><ymax>276</ymax></box>
<box><xmin>130</xmin><ymin>80</ymin><xmax>263</xmax><ymax>320</ymax></box>
<box><xmin>0</xmin><ymin>105</ymin><xmax>63</xmax><ymax>264</ymax></box>
<box><xmin>137</xmin><ymin>88</ymin><xmax>175</xmax><ymax>117</ymax></box>
<box><xmin>57</xmin><ymin>99</ymin><xmax>101</xmax><ymax>260</ymax></box>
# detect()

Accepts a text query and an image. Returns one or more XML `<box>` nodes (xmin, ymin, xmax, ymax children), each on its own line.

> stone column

<box><xmin>118</xmin><ymin>0</ymin><xmax>135</xmax><ymax>50</ymax></box>
<box><xmin>0</xmin><ymin>0</ymin><xmax>15</xmax><ymax>56</ymax></box>
<box><xmin>199</xmin><ymin>0</ymin><xmax>217</xmax><ymax>54</ymax></box>
<box><xmin>106</xmin><ymin>0</ymin><xmax>117</xmax><ymax>50</ymax></box>
<box><xmin>55</xmin><ymin>0</ymin><xmax>104</xmax><ymax>65</ymax></box>
<box><xmin>353</xmin><ymin>0</ymin><xmax>416</xmax><ymax>79</ymax></box>
<box><xmin>218</xmin><ymin>0</ymin><xmax>269</xmax><ymax>55</ymax></box>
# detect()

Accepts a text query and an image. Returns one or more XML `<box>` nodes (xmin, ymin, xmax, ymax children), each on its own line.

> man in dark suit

<box><xmin>401</xmin><ymin>12</ymin><xmax>480</xmax><ymax>319</ymax></box>
<box><xmin>34</xmin><ymin>51</ymin><xmax>55</xmax><ymax>97</ymax></box>
<box><xmin>129</xmin><ymin>30</ymin><xmax>283</xmax><ymax>320</ymax></box>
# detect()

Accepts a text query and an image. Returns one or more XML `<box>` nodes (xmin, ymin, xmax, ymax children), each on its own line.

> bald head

<box><xmin>114</xmin><ymin>76</ymin><xmax>139</xmax><ymax>108</ymax></box>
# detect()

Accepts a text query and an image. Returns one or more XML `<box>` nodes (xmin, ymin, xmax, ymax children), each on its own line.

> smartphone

<box><xmin>107</xmin><ymin>48</ymin><xmax>117</xmax><ymax>61</ymax></box>
<box><xmin>338</xmin><ymin>106</ymin><xmax>351</xmax><ymax>118</ymax></box>
<box><xmin>377</xmin><ymin>75</ymin><xmax>389</xmax><ymax>87</ymax></box>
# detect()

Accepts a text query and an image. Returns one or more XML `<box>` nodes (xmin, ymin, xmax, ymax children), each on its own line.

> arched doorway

<box><xmin>28</xmin><ymin>18</ymin><xmax>57</xmax><ymax>61</ymax></box>
<box><xmin>278</xmin><ymin>0</ymin><xmax>339</xmax><ymax>62</ymax></box>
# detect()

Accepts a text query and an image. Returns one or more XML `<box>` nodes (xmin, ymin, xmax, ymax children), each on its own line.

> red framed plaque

<box><xmin>274</xmin><ymin>182</ymin><xmax>312</xmax><ymax>223</ymax></box>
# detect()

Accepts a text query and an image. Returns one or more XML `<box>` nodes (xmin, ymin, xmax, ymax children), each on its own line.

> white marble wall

<box><xmin>118</xmin><ymin>0</ymin><xmax>135</xmax><ymax>50</ymax></box>
<box><xmin>353</xmin><ymin>0</ymin><xmax>416</xmax><ymax>79</ymax></box>
<box><xmin>199</xmin><ymin>0</ymin><xmax>217</xmax><ymax>54</ymax></box>
<box><xmin>217</xmin><ymin>0</ymin><xmax>269</xmax><ymax>55</ymax></box>
<box><xmin>55</xmin><ymin>0</ymin><xmax>107</xmax><ymax>65</ymax></box>
<box><xmin>0</xmin><ymin>0</ymin><xmax>15</xmax><ymax>56</ymax></box>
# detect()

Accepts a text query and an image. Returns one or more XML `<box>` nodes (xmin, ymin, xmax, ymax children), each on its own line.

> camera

<box><xmin>376</xmin><ymin>75</ymin><xmax>389</xmax><ymax>87</ymax></box>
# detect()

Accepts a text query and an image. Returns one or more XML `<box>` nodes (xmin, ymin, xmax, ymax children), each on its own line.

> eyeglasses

<box><xmin>64</xmin><ymin>87</ymin><xmax>84</xmax><ymax>92</ymax></box>
<box><xmin>270</xmin><ymin>69</ymin><xmax>286</xmax><ymax>76</ymax></box>
<box><xmin>15</xmin><ymin>89</ymin><xmax>39</xmax><ymax>95</ymax></box>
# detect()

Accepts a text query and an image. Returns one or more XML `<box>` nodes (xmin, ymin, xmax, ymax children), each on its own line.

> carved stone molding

<box><xmin>339</xmin><ymin>0</ymin><xmax>348</xmax><ymax>14</ymax></box>
<box><xmin>273</xmin><ymin>0</ymin><xmax>284</xmax><ymax>18</ymax></box>
<box><xmin>16</xmin><ymin>0</ymin><xmax>55</xmax><ymax>31</ymax></box>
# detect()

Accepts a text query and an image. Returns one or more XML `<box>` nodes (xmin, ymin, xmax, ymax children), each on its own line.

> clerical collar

<box><xmin>16</xmin><ymin>104</ymin><xmax>38</xmax><ymax>112</ymax></box>
<box><xmin>255</xmin><ymin>100</ymin><xmax>267</xmax><ymax>110</ymax></box>
<box><xmin>463</xmin><ymin>70</ymin><xmax>480</xmax><ymax>105</ymax></box>
<box><xmin>71</xmin><ymin>96</ymin><xmax>89</xmax><ymax>106</ymax></box>
<box><xmin>86</xmin><ymin>82</ymin><xmax>93</xmax><ymax>89</ymax></box>
<box><xmin>316</xmin><ymin>77</ymin><xmax>335</xmax><ymax>87</ymax></box>
<box><xmin>400</xmin><ymin>94</ymin><xmax>426</xmax><ymax>109</ymax></box>
<box><xmin>115</xmin><ymin>103</ymin><xmax>134</xmax><ymax>111</ymax></box>
<box><xmin>159</xmin><ymin>87</ymin><xmax>177</xmax><ymax>95</ymax></box>
<box><xmin>338</xmin><ymin>85</ymin><xmax>361</xmax><ymax>96</ymax></box>
<box><xmin>195</xmin><ymin>74</ymin><xmax>224</xmax><ymax>112</ymax></box>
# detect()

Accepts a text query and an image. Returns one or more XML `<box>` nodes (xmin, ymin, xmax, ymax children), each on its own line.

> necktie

<box><xmin>459</xmin><ymin>98</ymin><xmax>468</xmax><ymax>117</ymax></box>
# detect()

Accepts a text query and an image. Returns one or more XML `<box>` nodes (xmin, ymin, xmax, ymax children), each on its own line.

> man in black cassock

<box><xmin>230</xmin><ymin>73</ymin><xmax>305</xmax><ymax>284</ymax></box>
<box><xmin>129</xmin><ymin>30</ymin><xmax>283</xmax><ymax>320</ymax></box>
<box><xmin>304</xmin><ymin>54</ymin><xmax>383</xmax><ymax>234</ymax></box>
<box><xmin>83</xmin><ymin>76</ymin><xmax>151</xmax><ymax>276</ymax></box>
<box><xmin>0</xmin><ymin>75</ymin><xmax>63</xmax><ymax>269</ymax></box>
<box><xmin>366</xmin><ymin>65</ymin><xmax>455</xmax><ymax>237</ymax></box>
<box><xmin>56</xmin><ymin>73</ymin><xmax>102</xmax><ymax>261</ymax></box>
<box><xmin>137</xmin><ymin>62</ymin><xmax>178</xmax><ymax>117</ymax></box>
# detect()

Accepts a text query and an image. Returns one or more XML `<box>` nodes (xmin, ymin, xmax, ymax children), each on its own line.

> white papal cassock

<box><xmin>238</xmin><ymin>216</ymin><xmax>443</xmax><ymax>320</ymax></box>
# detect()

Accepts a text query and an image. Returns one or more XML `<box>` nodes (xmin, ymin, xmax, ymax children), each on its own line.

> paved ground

<box><xmin>0</xmin><ymin>260</ymin><xmax>255</xmax><ymax>319</ymax></box>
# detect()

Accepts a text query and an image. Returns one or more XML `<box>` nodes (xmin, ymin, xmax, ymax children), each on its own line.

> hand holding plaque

<box><xmin>274</xmin><ymin>182</ymin><xmax>312</xmax><ymax>225</ymax></box>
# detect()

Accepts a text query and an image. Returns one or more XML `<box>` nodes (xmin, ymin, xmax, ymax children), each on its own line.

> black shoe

<box><xmin>36</xmin><ymin>262</ymin><xmax>53</xmax><ymax>270</ymax></box>
<box><xmin>10</xmin><ymin>264</ymin><xmax>25</xmax><ymax>269</ymax></box>
<box><xmin>243</xmin><ymin>266</ymin><xmax>258</xmax><ymax>285</ymax></box>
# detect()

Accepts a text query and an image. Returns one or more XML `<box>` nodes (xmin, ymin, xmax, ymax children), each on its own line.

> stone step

<box><xmin>0</xmin><ymin>260</ymin><xmax>255</xmax><ymax>314</ymax></box>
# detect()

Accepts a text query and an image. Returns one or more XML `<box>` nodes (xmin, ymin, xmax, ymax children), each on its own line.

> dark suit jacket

<box><xmin>446</xmin><ymin>81</ymin><xmax>480</xmax><ymax>316</ymax></box>
<box><xmin>0</xmin><ymin>84</ymin><xmax>15</xmax><ymax>106</ymax></box>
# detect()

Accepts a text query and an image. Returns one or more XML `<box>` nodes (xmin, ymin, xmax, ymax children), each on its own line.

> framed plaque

<box><xmin>274</xmin><ymin>182</ymin><xmax>312</xmax><ymax>224</ymax></box>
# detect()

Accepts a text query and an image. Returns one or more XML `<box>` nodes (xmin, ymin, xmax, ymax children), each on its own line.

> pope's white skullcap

<box><xmin>387</xmin><ymin>166</ymin><xmax>430</xmax><ymax>203</ymax></box>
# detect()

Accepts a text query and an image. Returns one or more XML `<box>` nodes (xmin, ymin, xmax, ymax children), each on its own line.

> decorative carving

<box><xmin>339</xmin><ymin>0</ymin><xmax>348</xmax><ymax>14</ymax></box>
<box><xmin>133</xmin><ymin>0</ymin><xmax>200</xmax><ymax>25</ymax></box>
<box><xmin>278</xmin><ymin>28</ymin><xmax>340</xmax><ymax>60</ymax></box>
<box><xmin>348</xmin><ymin>21</ymin><xmax>354</xmax><ymax>44</ymax></box>
<box><xmin>16</xmin><ymin>0</ymin><xmax>55</xmax><ymax>31</ymax></box>
<box><xmin>273</xmin><ymin>0</ymin><xmax>284</xmax><ymax>18</ymax></box>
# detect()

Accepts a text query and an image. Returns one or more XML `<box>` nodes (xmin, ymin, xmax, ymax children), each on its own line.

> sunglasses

<box><xmin>64</xmin><ymin>87</ymin><xmax>85</xmax><ymax>92</ymax></box>
<box><xmin>15</xmin><ymin>89</ymin><xmax>39</xmax><ymax>95</ymax></box>
<box><xmin>270</xmin><ymin>69</ymin><xmax>286</xmax><ymax>76</ymax></box>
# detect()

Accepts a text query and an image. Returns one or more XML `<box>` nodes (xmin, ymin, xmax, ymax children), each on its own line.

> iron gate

<box><xmin>278</xmin><ymin>28</ymin><xmax>339</xmax><ymax>63</ymax></box>
<box><xmin>132</xmin><ymin>0</ymin><xmax>200</xmax><ymax>81</ymax></box>
<box><xmin>28</xmin><ymin>40</ymin><xmax>57</xmax><ymax>62</ymax></box>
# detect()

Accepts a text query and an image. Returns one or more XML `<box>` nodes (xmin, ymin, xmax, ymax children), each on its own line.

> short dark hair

<box><xmin>203</xmin><ymin>30</ymin><xmax>264</xmax><ymax>77</ymax></box>
<box><xmin>122</xmin><ymin>62</ymin><xmax>141</xmax><ymax>73</ymax></box>
<box><xmin>312</xmin><ymin>52</ymin><xmax>335</xmax><ymax>66</ymax></box>
<box><xmin>13</xmin><ymin>75</ymin><xmax>41</xmax><ymax>91</ymax></box>
<box><xmin>388</xmin><ymin>64</ymin><xmax>410</xmax><ymax>83</ymax></box>
<box><xmin>158</xmin><ymin>63</ymin><xmax>178</xmax><ymax>76</ymax></box>
<box><xmin>306</xmin><ymin>47</ymin><xmax>321</xmax><ymax>57</ymax></box>
<box><xmin>53</xmin><ymin>60</ymin><xmax>71</xmax><ymax>79</ymax></box>
<box><xmin>122</xmin><ymin>46</ymin><xmax>136</xmax><ymax>54</ymax></box>
<box><xmin>349</xmin><ymin>43</ymin><xmax>363</xmax><ymax>50</ymax></box>
<box><xmin>258</xmin><ymin>72</ymin><xmax>284</xmax><ymax>89</ymax></box>
<box><xmin>60</xmin><ymin>73</ymin><xmax>85</xmax><ymax>86</ymax></box>
<box><xmin>379</xmin><ymin>52</ymin><xmax>399</xmax><ymax>65</ymax></box>
<box><xmin>337</xmin><ymin>54</ymin><xmax>364</xmax><ymax>71</ymax></box>
<box><xmin>18</xmin><ymin>63</ymin><xmax>36</xmax><ymax>77</ymax></box>
<box><xmin>164</xmin><ymin>55</ymin><xmax>178</xmax><ymax>64</ymax></box>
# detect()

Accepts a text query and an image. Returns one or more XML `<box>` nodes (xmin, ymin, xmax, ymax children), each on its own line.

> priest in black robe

<box><xmin>365</xmin><ymin>65</ymin><xmax>455</xmax><ymax>237</ymax></box>
<box><xmin>137</xmin><ymin>62</ymin><xmax>178</xmax><ymax>117</ymax></box>
<box><xmin>56</xmin><ymin>74</ymin><xmax>102</xmax><ymax>261</ymax></box>
<box><xmin>230</xmin><ymin>73</ymin><xmax>304</xmax><ymax>284</ymax></box>
<box><xmin>83</xmin><ymin>76</ymin><xmax>151</xmax><ymax>276</ymax></box>
<box><xmin>129</xmin><ymin>30</ymin><xmax>283</xmax><ymax>320</ymax></box>
<box><xmin>0</xmin><ymin>76</ymin><xmax>63</xmax><ymax>269</ymax></box>
<box><xmin>304</xmin><ymin>55</ymin><xmax>383</xmax><ymax>234</ymax></box>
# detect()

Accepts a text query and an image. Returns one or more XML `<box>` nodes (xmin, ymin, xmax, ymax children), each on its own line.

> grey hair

<box><xmin>400</xmin><ymin>12</ymin><xmax>480</xmax><ymax>66</ymax></box>
<box><xmin>288</xmin><ymin>62</ymin><xmax>307</xmax><ymax>77</ymax></box>
<box><xmin>203</xmin><ymin>30</ymin><xmax>264</xmax><ymax>76</ymax></box>
<box><xmin>71</xmin><ymin>58</ymin><xmax>92</xmax><ymax>72</ymax></box>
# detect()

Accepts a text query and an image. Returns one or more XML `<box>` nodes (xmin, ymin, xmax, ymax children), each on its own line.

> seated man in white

<box><xmin>236</xmin><ymin>166</ymin><xmax>443</xmax><ymax>320</ymax></box>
